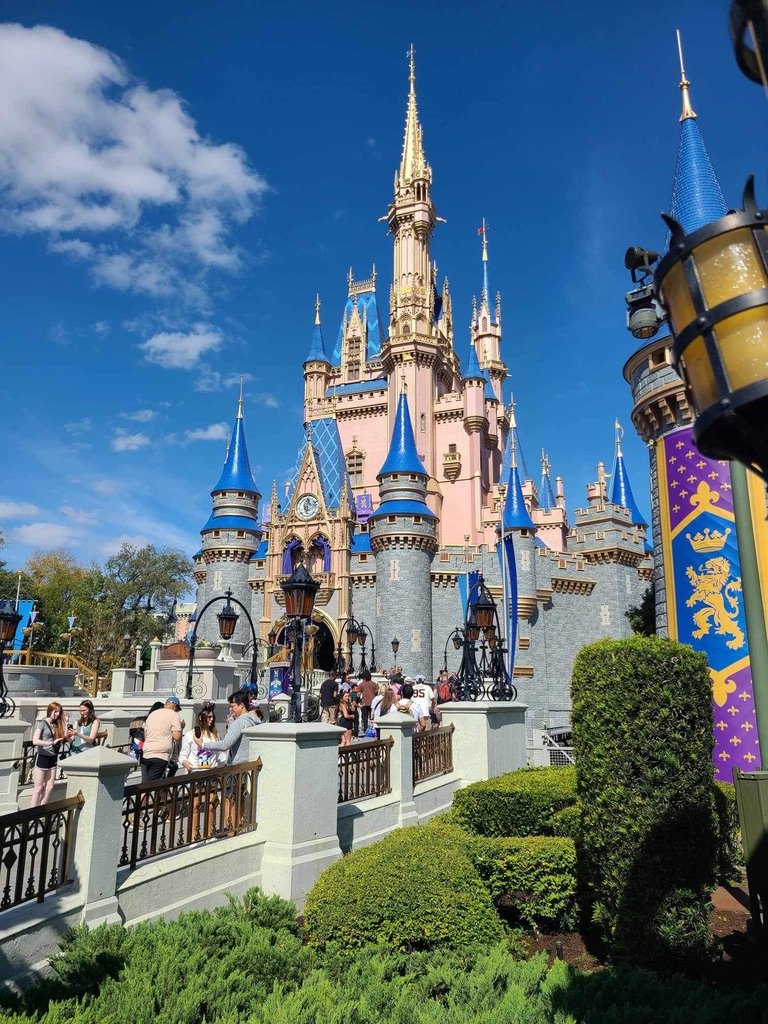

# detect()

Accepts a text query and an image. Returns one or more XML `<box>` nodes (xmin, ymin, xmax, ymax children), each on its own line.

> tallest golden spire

<box><xmin>677</xmin><ymin>29</ymin><xmax>697</xmax><ymax>121</ymax></box>
<box><xmin>399</xmin><ymin>44</ymin><xmax>428</xmax><ymax>181</ymax></box>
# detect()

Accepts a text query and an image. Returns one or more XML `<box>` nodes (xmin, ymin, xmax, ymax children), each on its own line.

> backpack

<box><xmin>437</xmin><ymin>680</ymin><xmax>454</xmax><ymax>705</ymax></box>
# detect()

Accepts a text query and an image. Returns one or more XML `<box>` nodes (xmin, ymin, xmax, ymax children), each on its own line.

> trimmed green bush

<box><xmin>713</xmin><ymin>780</ymin><xmax>743</xmax><ymax>883</ymax></box>
<box><xmin>303</xmin><ymin>825</ymin><xmax>504</xmax><ymax>953</ymax></box>
<box><xmin>548</xmin><ymin>802</ymin><xmax>581</xmax><ymax>839</ymax></box>
<box><xmin>452</xmin><ymin>766</ymin><xmax>577</xmax><ymax>837</ymax></box>
<box><xmin>572</xmin><ymin>637</ymin><xmax>718</xmax><ymax>968</ymax></box>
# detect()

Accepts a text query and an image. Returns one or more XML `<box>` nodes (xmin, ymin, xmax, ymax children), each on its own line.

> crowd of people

<box><xmin>27</xmin><ymin>667</ymin><xmax>460</xmax><ymax>805</ymax></box>
<box><xmin>319</xmin><ymin>668</ymin><xmax>459</xmax><ymax>746</ymax></box>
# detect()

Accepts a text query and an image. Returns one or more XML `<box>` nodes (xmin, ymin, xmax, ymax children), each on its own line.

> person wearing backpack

<box><xmin>436</xmin><ymin>671</ymin><xmax>456</xmax><ymax>706</ymax></box>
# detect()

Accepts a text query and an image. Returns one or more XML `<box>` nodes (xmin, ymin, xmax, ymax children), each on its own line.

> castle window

<box><xmin>482</xmin><ymin>317</ymin><xmax>488</xmax><ymax>331</ymax></box>
<box><xmin>449</xmin><ymin>443</ymin><xmax>457</xmax><ymax>454</ymax></box>
<box><xmin>419</xmin><ymin>413</ymin><xmax>426</xmax><ymax>433</ymax></box>
<box><xmin>346</xmin><ymin>446</ymin><xmax>364</xmax><ymax>485</ymax></box>
<box><xmin>359</xmin><ymin>554</ymin><xmax>368</xmax><ymax>563</ymax></box>
<box><xmin>413</xmin><ymin>516</ymin><xmax>422</xmax><ymax>524</ymax></box>
<box><xmin>387</xmin><ymin>516</ymin><xmax>396</xmax><ymax>524</ymax></box>
<box><xmin>409</xmin><ymin>474</ymin><xmax>418</xmax><ymax>481</ymax></box>
<box><xmin>237</xmin><ymin>492</ymin><xmax>245</xmax><ymax>497</ymax></box>
<box><xmin>213</xmin><ymin>531</ymin><xmax>221</xmax><ymax>538</ymax></box>
<box><xmin>439</xmin><ymin>551</ymin><xmax>450</xmax><ymax>562</ymax></box>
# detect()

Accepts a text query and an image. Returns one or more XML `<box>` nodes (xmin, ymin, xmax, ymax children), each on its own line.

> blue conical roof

<box><xmin>667</xmin><ymin>109</ymin><xmax>727</xmax><ymax>240</ymax></box>
<box><xmin>305</xmin><ymin>322</ymin><xmax>329</xmax><ymax>364</ymax></box>
<box><xmin>212</xmin><ymin>407</ymin><xmax>260</xmax><ymax>495</ymax></box>
<box><xmin>610</xmin><ymin>449</ymin><xmax>647</xmax><ymax>528</ymax></box>
<box><xmin>462</xmin><ymin>343</ymin><xmax>484</xmax><ymax>382</ymax></box>
<box><xmin>378</xmin><ymin>392</ymin><xmax>426</xmax><ymax>477</ymax></box>
<box><xmin>481</xmin><ymin>368</ymin><xmax>497</xmax><ymax>403</ymax></box>
<box><xmin>539</xmin><ymin>471</ymin><xmax>556</xmax><ymax>512</ymax></box>
<box><xmin>503</xmin><ymin>462</ymin><xmax>535</xmax><ymax>531</ymax></box>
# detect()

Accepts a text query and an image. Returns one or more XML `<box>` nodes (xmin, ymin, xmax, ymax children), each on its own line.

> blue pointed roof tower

<box><xmin>211</xmin><ymin>381</ymin><xmax>261</xmax><ymax>496</ymax></box>
<box><xmin>610</xmin><ymin>420</ymin><xmax>647</xmax><ymax>527</ymax></box>
<box><xmin>666</xmin><ymin>32</ymin><xmax>727</xmax><ymax>242</ymax></box>
<box><xmin>378</xmin><ymin>390</ymin><xmax>427</xmax><ymax>478</ymax></box>
<box><xmin>305</xmin><ymin>294</ymin><xmax>330</xmax><ymax>364</ymax></box>
<box><xmin>501</xmin><ymin>397</ymin><xmax>531</xmax><ymax>483</ymax></box>
<box><xmin>539</xmin><ymin>450</ymin><xmax>556</xmax><ymax>512</ymax></box>
<box><xmin>462</xmin><ymin>340</ymin><xmax>485</xmax><ymax>383</ymax></box>
<box><xmin>503</xmin><ymin>430</ymin><xmax>535</xmax><ymax>531</ymax></box>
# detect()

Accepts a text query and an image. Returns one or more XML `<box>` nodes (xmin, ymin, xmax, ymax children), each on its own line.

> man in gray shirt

<box><xmin>202</xmin><ymin>689</ymin><xmax>260</xmax><ymax>765</ymax></box>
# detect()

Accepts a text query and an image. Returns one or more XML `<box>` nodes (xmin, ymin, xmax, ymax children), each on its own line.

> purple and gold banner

<box><xmin>658</xmin><ymin>426</ymin><xmax>761</xmax><ymax>780</ymax></box>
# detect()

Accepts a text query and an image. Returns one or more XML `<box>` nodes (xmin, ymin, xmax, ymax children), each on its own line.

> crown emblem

<box><xmin>685</xmin><ymin>527</ymin><xmax>731</xmax><ymax>552</ymax></box>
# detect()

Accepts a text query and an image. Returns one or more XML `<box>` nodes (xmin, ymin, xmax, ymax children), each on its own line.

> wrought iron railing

<box><xmin>0</xmin><ymin>793</ymin><xmax>83</xmax><ymax>912</ymax></box>
<box><xmin>541</xmin><ymin>734</ymin><xmax>576</xmax><ymax>766</ymax></box>
<box><xmin>119</xmin><ymin>759</ymin><xmax>262</xmax><ymax>870</ymax></box>
<box><xmin>338</xmin><ymin>737</ymin><xmax>393</xmax><ymax>804</ymax></box>
<box><xmin>412</xmin><ymin>724</ymin><xmax>455</xmax><ymax>785</ymax></box>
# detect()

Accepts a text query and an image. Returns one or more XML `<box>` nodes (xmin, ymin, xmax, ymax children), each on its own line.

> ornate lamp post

<box><xmin>0</xmin><ymin>599</ymin><xmax>22</xmax><ymax>718</ymax></box>
<box><xmin>334</xmin><ymin>616</ymin><xmax>376</xmax><ymax>675</ymax></box>
<box><xmin>185</xmin><ymin>589</ymin><xmax>260</xmax><ymax>700</ymax></box>
<box><xmin>390</xmin><ymin>637</ymin><xmax>400</xmax><ymax>674</ymax></box>
<box><xmin>442</xmin><ymin>627</ymin><xmax>465</xmax><ymax>673</ymax></box>
<box><xmin>455</xmin><ymin>575</ymin><xmax>516</xmax><ymax>702</ymax></box>
<box><xmin>280</xmin><ymin>566</ymin><xmax>320</xmax><ymax>721</ymax></box>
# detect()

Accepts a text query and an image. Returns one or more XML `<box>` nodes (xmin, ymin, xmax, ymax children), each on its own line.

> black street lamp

<box><xmin>442</xmin><ymin>627</ymin><xmax>465</xmax><ymax>673</ymax></box>
<box><xmin>730</xmin><ymin>0</ymin><xmax>768</xmax><ymax>85</ymax></box>
<box><xmin>186</xmin><ymin>589</ymin><xmax>260</xmax><ymax>700</ymax></box>
<box><xmin>0</xmin><ymin>599</ymin><xmax>22</xmax><ymax>718</ymax></box>
<box><xmin>390</xmin><ymin>637</ymin><xmax>399</xmax><ymax>673</ymax></box>
<box><xmin>454</xmin><ymin>575</ymin><xmax>516</xmax><ymax>702</ymax></box>
<box><xmin>280</xmin><ymin>566</ymin><xmax>320</xmax><ymax>721</ymax></box>
<box><xmin>334</xmin><ymin>616</ymin><xmax>376</xmax><ymax>675</ymax></box>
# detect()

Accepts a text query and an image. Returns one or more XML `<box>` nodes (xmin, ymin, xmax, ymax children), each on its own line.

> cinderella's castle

<box><xmin>192</xmin><ymin>53</ymin><xmax>652</xmax><ymax>732</ymax></box>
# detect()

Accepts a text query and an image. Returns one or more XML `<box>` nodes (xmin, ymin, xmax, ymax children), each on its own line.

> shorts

<box><xmin>35</xmin><ymin>752</ymin><xmax>58</xmax><ymax>771</ymax></box>
<box><xmin>143</xmin><ymin>757</ymin><xmax>169</xmax><ymax>781</ymax></box>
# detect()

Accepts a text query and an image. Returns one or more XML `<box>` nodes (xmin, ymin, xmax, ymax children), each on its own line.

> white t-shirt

<box><xmin>395</xmin><ymin>699</ymin><xmax>420</xmax><ymax>721</ymax></box>
<box><xmin>410</xmin><ymin>684</ymin><xmax>434</xmax><ymax>720</ymax></box>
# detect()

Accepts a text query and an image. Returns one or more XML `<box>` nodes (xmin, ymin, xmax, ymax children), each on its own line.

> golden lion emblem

<box><xmin>685</xmin><ymin>556</ymin><xmax>744</xmax><ymax>651</ymax></box>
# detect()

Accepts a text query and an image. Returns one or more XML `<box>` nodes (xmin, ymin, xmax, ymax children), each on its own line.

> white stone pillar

<box><xmin>439</xmin><ymin>702</ymin><xmax>528</xmax><ymax>784</ymax></box>
<box><xmin>244</xmin><ymin>723</ymin><xmax>342</xmax><ymax>910</ymax></box>
<box><xmin>97</xmin><ymin>708</ymin><xmax>138</xmax><ymax>747</ymax></box>
<box><xmin>149</xmin><ymin>637</ymin><xmax>162</xmax><ymax>672</ymax></box>
<box><xmin>0</xmin><ymin>717</ymin><xmax>30</xmax><ymax>814</ymax></box>
<box><xmin>64</xmin><ymin>746</ymin><xmax>134</xmax><ymax>927</ymax></box>
<box><xmin>134</xmin><ymin>644</ymin><xmax>142</xmax><ymax>675</ymax></box>
<box><xmin>109</xmin><ymin>668</ymin><xmax>138</xmax><ymax>698</ymax></box>
<box><xmin>374</xmin><ymin>711</ymin><xmax>418</xmax><ymax>826</ymax></box>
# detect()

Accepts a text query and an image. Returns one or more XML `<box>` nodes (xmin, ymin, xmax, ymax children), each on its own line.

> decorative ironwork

<box><xmin>413</xmin><ymin>725</ymin><xmax>454</xmax><ymax>785</ymax></box>
<box><xmin>119</xmin><ymin>759</ymin><xmax>261</xmax><ymax>870</ymax></box>
<box><xmin>338</xmin><ymin>737</ymin><xmax>393</xmax><ymax>803</ymax></box>
<box><xmin>185</xmin><ymin>590</ymin><xmax>260</xmax><ymax>700</ymax></box>
<box><xmin>448</xmin><ymin>575</ymin><xmax>517</xmax><ymax>701</ymax></box>
<box><xmin>0</xmin><ymin>793</ymin><xmax>83</xmax><ymax>912</ymax></box>
<box><xmin>0</xmin><ymin>599</ymin><xmax>22</xmax><ymax>719</ymax></box>
<box><xmin>334</xmin><ymin>616</ymin><xmax>376</xmax><ymax>675</ymax></box>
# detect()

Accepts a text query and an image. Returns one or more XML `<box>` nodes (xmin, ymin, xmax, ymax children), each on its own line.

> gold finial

<box><xmin>237</xmin><ymin>375</ymin><xmax>244</xmax><ymax>419</ymax></box>
<box><xmin>314</xmin><ymin>293</ymin><xmax>321</xmax><ymax>326</ymax></box>
<box><xmin>676</xmin><ymin>30</ymin><xmax>697</xmax><ymax>121</ymax></box>
<box><xmin>615</xmin><ymin>417</ymin><xmax>624</xmax><ymax>456</ymax></box>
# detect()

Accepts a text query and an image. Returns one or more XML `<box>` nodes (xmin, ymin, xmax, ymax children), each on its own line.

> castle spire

<box><xmin>378</xmin><ymin>391</ymin><xmax>426</xmax><ymax>478</ymax></box>
<box><xmin>503</xmin><ymin>437</ymin><xmax>535</xmax><ymax>531</ymax></box>
<box><xmin>212</xmin><ymin>395</ymin><xmax>260</xmax><ymax>496</ymax></box>
<box><xmin>539</xmin><ymin>449</ymin><xmax>556</xmax><ymax>512</ymax></box>
<box><xmin>400</xmin><ymin>44</ymin><xmax>427</xmax><ymax>183</ymax></box>
<box><xmin>305</xmin><ymin>294</ymin><xmax>330</xmax><ymax>363</ymax></box>
<box><xmin>480</xmin><ymin>218</ymin><xmax>490</xmax><ymax>307</ymax></box>
<box><xmin>609</xmin><ymin>419</ymin><xmax>647</xmax><ymax>527</ymax></box>
<box><xmin>667</xmin><ymin>34</ymin><xmax>727</xmax><ymax>236</ymax></box>
<box><xmin>676</xmin><ymin>30</ymin><xmax>696</xmax><ymax>121</ymax></box>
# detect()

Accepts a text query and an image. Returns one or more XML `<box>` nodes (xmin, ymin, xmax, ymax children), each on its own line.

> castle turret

<box><xmin>304</xmin><ymin>295</ymin><xmax>331</xmax><ymax>423</ymax></box>
<box><xmin>501</xmin><ymin>432</ymin><xmax>537</xmax><ymax>622</ymax></box>
<box><xmin>197</xmin><ymin>383</ymin><xmax>262</xmax><ymax>646</ymax></box>
<box><xmin>609</xmin><ymin>421</ymin><xmax>647</xmax><ymax>530</ymax></box>
<box><xmin>472</xmin><ymin>220</ymin><xmax>506</xmax><ymax>401</ymax></box>
<box><xmin>461</xmin><ymin>342</ymin><xmax>486</xmax><ymax>433</ymax></box>
<box><xmin>532</xmin><ymin>450</ymin><xmax>569</xmax><ymax>552</ymax></box>
<box><xmin>370</xmin><ymin>389</ymin><xmax>437</xmax><ymax>678</ymax></box>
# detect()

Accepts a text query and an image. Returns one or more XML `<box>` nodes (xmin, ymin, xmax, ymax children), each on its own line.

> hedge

<box><xmin>452</xmin><ymin>766</ymin><xmax>577</xmax><ymax>837</ymax></box>
<box><xmin>303</xmin><ymin>825</ymin><xmax>504</xmax><ymax>953</ymax></box>
<box><xmin>571</xmin><ymin>637</ymin><xmax>718</xmax><ymax>968</ymax></box>
<box><xmin>713</xmin><ymin>780</ymin><xmax>742</xmax><ymax>883</ymax></box>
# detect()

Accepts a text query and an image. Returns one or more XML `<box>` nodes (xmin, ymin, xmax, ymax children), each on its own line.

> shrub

<box><xmin>304</xmin><ymin>826</ymin><xmax>504</xmax><ymax>953</ymax></box>
<box><xmin>571</xmin><ymin>637</ymin><xmax>718</xmax><ymax>968</ymax></box>
<box><xmin>549</xmin><ymin>802</ymin><xmax>581</xmax><ymax>840</ymax></box>
<box><xmin>452</xmin><ymin>766</ymin><xmax>577</xmax><ymax>837</ymax></box>
<box><xmin>713</xmin><ymin>780</ymin><xmax>742</xmax><ymax>883</ymax></box>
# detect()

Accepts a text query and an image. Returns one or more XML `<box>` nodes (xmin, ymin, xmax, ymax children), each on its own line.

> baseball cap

<box><xmin>165</xmin><ymin>695</ymin><xmax>181</xmax><ymax>708</ymax></box>
<box><xmin>415</xmin><ymin>675</ymin><xmax>425</xmax><ymax>683</ymax></box>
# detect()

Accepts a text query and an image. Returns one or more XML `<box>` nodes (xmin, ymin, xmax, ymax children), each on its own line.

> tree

<box><xmin>625</xmin><ymin>584</ymin><xmax>655</xmax><ymax>636</ymax></box>
<box><xmin>23</xmin><ymin>550</ymin><xmax>101</xmax><ymax>653</ymax></box>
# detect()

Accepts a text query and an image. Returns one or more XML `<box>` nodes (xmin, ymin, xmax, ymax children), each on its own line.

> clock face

<box><xmin>296</xmin><ymin>494</ymin><xmax>320</xmax><ymax>520</ymax></box>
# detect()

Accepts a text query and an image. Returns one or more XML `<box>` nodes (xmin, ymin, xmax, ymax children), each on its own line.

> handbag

<box><xmin>364</xmin><ymin>724</ymin><xmax>378</xmax><ymax>739</ymax></box>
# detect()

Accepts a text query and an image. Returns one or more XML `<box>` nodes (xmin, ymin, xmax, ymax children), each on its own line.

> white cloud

<box><xmin>121</xmin><ymin>408</ymin><xmax>156</xmax><ymax>422</ymax></box>
<box><xmin>194</xmin><ymin>368</ymin><xmax>253</xmax><ymax>393</ymax></box>
<box><xmin>255</xmin><ymin>392</ymin><xmax>280</xmax><ymax>409</ymax></box>
<box><xmin>92</xmin><ymin>320</ymin><xmax>109</xmax><ymax>335</ymax></box>
<box><xmin>140</xmin><ymin>325</ymin><xmax>222</xmax><ymax>369</ymax></box>
<box><xmin>0</xmin><ymin>24</ymin><xmax>267</xmax><ymax>303</ymax></box>
<box><xmin>0</xmin><ymin>501</ymin><xmax>40</xmax><ymax>519</ymax></box>
<box><xmin>60</xmin><ymin>504</ymin><xmax>99</xmax><ymax>526</ymax></box>
<box><xmin>63</xmin><ymin>417</ymin><xmax>92</xmax><ymax>435</ymax></box>
<box><xmin>91</xmin><ymin>477</ymin><xmax>122</xmax><ymax>494</ymax></box>
<box><xmin>184</xmin><ymin>422</ymin><xmax>230</xmax><ymax>443</ymax></box>
<box><xmin>48</xmin><ymin>321</ymin><xmax>70</xmax><ymax>345</ymax></box>
<box><xmin>99</xmin><ymin>533</ymin><xmax>152</xmax><ymax>555</ymax></box>
<box><xmin>111</xmin><ymin>430</ymin><xmax>150</xmax><ymax>452</ymax></box>
<box><xmin>11</xmin><ymin>522</ymin><xmax>80</xmax><ymax>548</ymax></box>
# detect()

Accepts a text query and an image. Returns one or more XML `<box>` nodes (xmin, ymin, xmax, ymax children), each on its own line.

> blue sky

<box><xmin>0</xmin><ymin>0</ymin><xmax>764</xmax><ymax>572</ymax></box>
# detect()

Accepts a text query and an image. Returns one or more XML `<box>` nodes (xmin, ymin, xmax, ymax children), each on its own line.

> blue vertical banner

<box><xmin>458</xmin><ymin>570</ymin><xmax>480</xmax><ymax>620</ymax></box>
<box><xmin>502</xmin><ymin>534</ymin><xmax>517</xmax><ymax>678</ymax></box>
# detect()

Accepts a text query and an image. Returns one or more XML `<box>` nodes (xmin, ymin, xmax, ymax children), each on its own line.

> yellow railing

<box><xmin>2</xmin><ymin>650</ymin><xmax>103</xmax><ymax>695</ymax></box>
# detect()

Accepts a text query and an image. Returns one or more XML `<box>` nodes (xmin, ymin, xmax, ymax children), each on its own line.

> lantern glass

<box><xmin>452</xmin><ymin>634</ymin><xmax>463</xmax><ymax>650</ymax></box>
<box><xmin>465</xmin><ymin>620</ymin><xmax>480</xmax><ymax>642</ymax></box>
<box><xmin>660</xmin><ymin>260</ymin><xmax>697</xmax><ymax>337</ymax></box>
<box><xmin>346</xmin><ymin>622</ymin><xmax>359</xmax><ymax>643</ymax></box>
<box><xmin>484</xmin><ymin>623</ymin><xmax>496</xmax><ymax>641</ymax></box>
<box><xmin>695</xmin><ymin>229</ymin><xmax>765</xmax><ymax>307</ymax></box>
<box><xmin>217</xmin><ymin>600</ymin><xmax>239</xmax><ymax>641</ymax></box>
<box><xmin>390</xmin><ymin>637</ymin><xmax>399</xmax><ymax>655</ymax></box>
<box><xmin>473</xmin><ymin>592</ymin><xmax>495</xmax><ymax>629</ymax></box>
<box><xmin>267</xmin><ymin>629</ymin><xmax>277</xmax><ymax>646</ymax></box>
<box><xmin>280</xmin><ymin>566</ymin><xmax>320</xmax><ymax>621</ymax></box>
<box><xmin>679</xmin><ymin>336</ymin><xmax>719</xmax><ymax>413</ymax></box>
<box><xmin>487</xmin><ymin>633</ymin><xmax>498</xmax><ymax>649</ymax></box>
<box><xmin>716</xmin><ymin>305</ymin><xmax>768</xmax><ymax>391</ymax></box>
